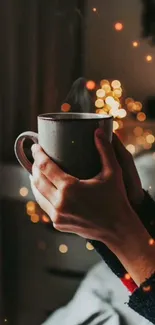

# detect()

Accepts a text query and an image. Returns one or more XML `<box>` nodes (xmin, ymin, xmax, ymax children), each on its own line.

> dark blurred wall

<box><xmin>84</xmin><ymin>0</ymin><xmax>155</xmax><ymax>102</ymax></box>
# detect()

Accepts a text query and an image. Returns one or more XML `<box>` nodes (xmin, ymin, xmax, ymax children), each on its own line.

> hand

<box><xmin>30</xmin><ymin>128</ymin><xmax>137</xmax><ymax>245</ymax></box>
<box><xmin>112</xmin><ymin>134</ymin><xmax>144</xmax><ymax>208</ymax></box>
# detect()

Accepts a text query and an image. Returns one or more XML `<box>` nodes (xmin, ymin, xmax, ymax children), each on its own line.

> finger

<box><xmin>32</xmin><ymin>163</ymin><xmax>58</xmax><ymax>206</ymax></box>
<box><xmin>31</xmin><ymin>144</ymin><xmax>72</xmax><ymax>189</ymax></box>
<box><xmin>94</xmin><ymin>129</ymin><xmax>119</xmax><ymax>174</ymax></box>
<box><xmin>29</xmin><ymin>175</ymin><xmax>55</xmax><ymax>219</ymax></box>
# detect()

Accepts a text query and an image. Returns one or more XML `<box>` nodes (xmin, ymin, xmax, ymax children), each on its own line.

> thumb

<box><xmin>95</xmin><ymin>129</ymin><xmax>118</xmax><ymax>173</ymax></box>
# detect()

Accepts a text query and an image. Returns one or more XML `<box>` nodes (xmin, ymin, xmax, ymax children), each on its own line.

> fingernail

<box><xmin>96</xmin><ymin>128</ymin><xmax>104</xmax><ymax>139</ymax></box>
<box><xmin>31</xmin><ymin>143</ymin><xmax>40</xmax><ymax>153</ymax></box>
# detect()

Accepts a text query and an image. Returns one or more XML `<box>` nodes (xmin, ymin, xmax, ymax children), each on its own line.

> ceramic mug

<box><xmin>14</xmin><ymin>113</ymin><xmax>113</xmax><ymax>179</ymax></box>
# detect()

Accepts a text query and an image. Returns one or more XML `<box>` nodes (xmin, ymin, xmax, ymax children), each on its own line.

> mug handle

<box><xmin>14</xmin><ymin>131</ymin><xmax>38</xmax><ymax>174</ymax></box>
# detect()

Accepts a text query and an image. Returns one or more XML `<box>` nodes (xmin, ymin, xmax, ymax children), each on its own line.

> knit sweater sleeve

<box><xmin>89</xmin><ymin>190</ymin><xmax>155</xmax><ymax>322</ymax></box>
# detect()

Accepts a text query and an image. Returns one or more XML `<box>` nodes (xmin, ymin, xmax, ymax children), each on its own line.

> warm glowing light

<box><xmin>110</xmin><ymin>108</ymin><xmax>119</xmax><ymax>118</ymax></box>
<box><xmin>101</xmin><ymin>84</ymin><xmax>111</xmax><ymax>93</ymax></box>
<box><xmin>137</xmin><ymin>112</ymin><xmax>146</xmax><ymax>122</ymax></box>
<box><xmin>96</xmin><ymin>109</ymin><xmax>106</xmax><ymax>114</ymax></box>
<box><xmin>143</xmin><ymin>285</ymin><xmax>151</xmax><ymax>292</ymax></box>
<box><xmin>111</xmin><ymin>80</ymin><xmax>121</xmax><ymax>89</ymax></box>
<box><xmin>86</xmin><ymin>242</ymin><xmax>94</xmax><ymax>251</ymax></box>
<box><xmin>113</xmin><ymin>88</ymin><xmax>122</xmax><ymax>98</ymax></box>
<box><xmin>4</xmin><ymin>319</ymin><xmax>7</xmax><ymax>323</ymax></box>
<box><xmin>61</xmin><ymin>103</ymin><xmax>71</xmax><ymax>112</ymax></box>
<box><xmin>42</xmin><ymin>215</ymin><xmax>50</xmax><ymax>223</ymax></box>
<box><xmin>132</xmin><ymin>41</ymin><xmax>139</xmax><ymax>47</ymax></box>
<box><xmin>114</xmin><ymin>22</ymin><xmax>123</xmax><ymax>31</ymax></box>
<box><xmin>19</xmin><ymin>187</ymin><xmax>28</xmax><ymax>197</ymax></box>
<box><xmin>96</xmin><ymin>89</ymin><xmax>105</xmax><ymax>98</ymax></box>
<box><xmin>118</xmin><ymin>120</ymin><xmax>124</xmax><ymax>129</ymax></box>
<box><xmin>100</xmin><ymin>79</ymin><xmax>110</xmax><ymax>87</ymax></box>
<box><xmin>117</xmin><ymin>108</ymin><xmax>127</xmax><ymax>118</ymax></box>
<box><xmin>146</xmin><ymin>55</ymin><xmax>152</xmax><ymax>62</ymax></box>
<box><xmin>31</xmin><ymin>213</ymin><xmax>39</xmax><ymax>223</ymax></box>
<box><xmin>133</xmin><ymin>127</ymin><xmax>143</xmax><ymax>137</ymax></box>
<box><xmin>146</xmin><ymin>134</ymin><xmax>155</xmax><ymax>144</ymax></box>
<box><xmin>86</xmin><ymin>80</ymin><xmax>96</xmax><ymax>90</ymax></box>
<box><xmin>26</xmin><ymin>201</ymin><xmax>36</xmax><ymax>214</ymax></box>
<box><xmin>105</xmin><ymin>96</ymin><xmax>115</xmax><ymax>106</ymax></box>
<box><xmin>149</xmin><ymin>238</ymin><xmax>154</xmax><ymax>246</ymax></box>
<box><xmin>126</xmin><ymin>144</ymin><xmax>135</xmax><ymax>155</ymax></box>
<box><xmin>125</xmin><ymin>273</ymin><xmax>131</xmax><ymax>280</ymax></box>
<box><xmin>59</xmin><ymin>244</ymin><xmax>68</xmax><ymax>254</ymax></box>
<box><xmin>135</xmin><ymin>101</ymin><xmax>142</xmax><ymax>111</ymax></box>
<box><xmin>92</xmin><ymin>7</ymin><xmax>97</xmax><ymax>12</ymax></box>
<box><xmin>125</xmin><ymin>98</ymin><xmax>134</xmax><ymax>105</ymax></box>
<box><xmin>136</xmin><ymin>136</ymin><xmax>145</xmax><ymax>145</ymax></box>
<box><xmin>103</xmin><ymin>104</ymin><xmax>111</xmax><ymax>112</ymax></box>
<box><xmin>113</xmin><ymin>121</ymin><xmax>119</xmax><ymax>131</ymax></box>
<box><xmin>127</xmin><ymin>102</ymin><xmax>137</xmax><ymax>112</ymax></box>
<box><xmin>95</xmin><ymin>99</ymin><xmax>104</xmax><ymax>108</ymax></box>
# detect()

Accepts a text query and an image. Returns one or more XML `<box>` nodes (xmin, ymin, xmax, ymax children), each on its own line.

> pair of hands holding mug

<box><xmin>30</xmin><ymin>128</ymin><xmax>143</xmax><ymax>241</ymax></box>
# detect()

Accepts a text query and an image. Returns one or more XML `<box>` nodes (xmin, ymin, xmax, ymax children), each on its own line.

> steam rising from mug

<box><xmin>62</xmin><ymin>77</ymin><xmax>94</xmax><ymax>113</ymax></box>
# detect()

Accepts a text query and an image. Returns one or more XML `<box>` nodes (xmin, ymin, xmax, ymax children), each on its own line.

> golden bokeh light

<box><xmin>105</xmin><ymin>96</ymin><xmax>115</xmax><ymax>106</ymax></box>
<box><xmin>96</xmin><ymin>89</ymin><xmax>106</xmax><ymax>98</ymax></box>
<box><xmin>61</xmin><ymin>103</ymin><xmax>71</xmax><ymax>112</ymax></box>
<box><xmin>114</xmin><ymin>22</ymin><xmax>124</xmax><ymax>31</ymax></box>
<box><xmin>146</xmin><ymin>55</ymin><xmax>152</xmax><ymax>62</ymax></box>
<box><xmin>92</xmin><ymin>7</ymin><xmax>97</xmax><ymax>12</ymax></box>
<box><xmin>96</xmin><ymin>109</ymin><xmax>106</xmax><ymax>114</ymax></box>
<box><xmin>135</xmin><ymin>101</ymin><xmax>142</xmax><ymax>111</ymax></box>
<box><xmin>137</xmin><ymin>112</ymin><xmax>146</xmax><ymax>122</ymax></box>
<box><xmin>103</xmin><ymin>104</ymin><xmax>111</xmax><ymax>112</ymax></box>
<box><xmin>111</xmin><ymin>80</ymin><xmax>121</xmax><ymax>89</ymax></box>
<box><xmin>100</xmin><ymin>79</ymin><xmax>110</xmax><ymax>87</ymax></box>
<box><xmin>95</xmin><ymin>99</ymin><xmax>104</xmax><ymax>108</ymax></box>
<box><xmin>146</xmin><ymin>134</ymin><xmax>155</xmax><ymax>144</ymax></box>
<box><xmin>132</xmin><ymin>41</ymin><xmax>139</xmax><ymax>47</ymax></box>
<box><xmin>26</xmin><ymin>201</ymin><xmax>36</xmax><ymax>214</ymax></box>
<box><xmin>31</xmin><ymin>213</ymin><xmax>39</xmax><ymax>223</ymax></box>
<box><xmin>19</xmin><ymin>187</ymin><xmax>29</xmax><ymax>197</ymax></box>
<box><xmin>125</xmin><ymin>98</ymin><xmax>134</xmax><ymax>105</ymax></box>
<box><xmin>126</xmin><ymin>144</ymin><xmax>135</xmax><ymax>155</ymax></box>
<box><xmin>101</xmin><ymin>84</ymin><xmax>111</xmax><ymax>93</ymax></box>
<box><xmin>59</xmin><ymin>244</ymin><xmax>68</xmax><ymax>254</ymax></box>
<box><xmin>133</xmin><ymin>127</ymin><xmax>143</xmax><ymax>137</ymax></box>
<box><xmin>113</xmin><ymin>88</ymin><xmax>122</xmax><ymax>98</ymax></box>
<box><xmin>136</xmin><ymin>136</ymin><xmax>146</xmax><ymax>145</ymax></box>
<box><xmin>149</xmin><ymin>238</ymin><xmax>155</xmax><ymax>246</ymax></box>
<box><xmin>42</xmin><ymin>215</ymin><xmax>50</xmax><ymax>223</ymax></box>
<box><xmin>110</xmin><ymin>107</ymin><xmax>119</xmax><ymax>118</ymax></box>
<box><xmin>117</xmin><ymin>108</ymin><xmax>127</xmax><ymax>118</ymax></box>
<box><xmin>86</xmin><ymin>80</ymin><xmax>96</xmax><ymax>90</ymax></box>
<box><xmin>86</xmin><ymin>242</ymin><xmax>94</xmax><ymax>251</ymax></box>
<box><xmin>113</xmin><ymin>121</ymin><xmax>119</xmax><ymax>131</ymax></box>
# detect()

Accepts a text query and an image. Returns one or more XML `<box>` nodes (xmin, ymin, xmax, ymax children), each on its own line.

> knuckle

<box><xmin>38</xmin><ymin>157</ymin><xmax>50</xmax><ymax>171</ymax></box>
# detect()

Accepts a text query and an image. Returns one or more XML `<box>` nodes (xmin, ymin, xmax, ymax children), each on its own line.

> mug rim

<box><xmin>38</xmin><ymin>112</ymin><xmax>113</xmax><ymax>120</ymax></box>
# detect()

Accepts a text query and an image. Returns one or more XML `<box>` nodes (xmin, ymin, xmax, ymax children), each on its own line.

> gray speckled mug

<box><xmin>14</xmin><ymin>113</ymin><xmax>113</xmax><ymax>179</ymax></box>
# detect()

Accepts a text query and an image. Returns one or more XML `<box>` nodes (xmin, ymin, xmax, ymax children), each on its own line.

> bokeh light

<box><xmin>113</xmin><ymin>88</ymin><xmax>122</xmax><ymax>98</ymax></box>
<box><xmin>132</xmin><ymin>41</ymin><xmax>139</xmax><ymax>47</ymax></box>
<box><xmin>113</xmin><ymin>121</ymin><xmax>119</xmax><ymax>131</ymax></box>
<box><xmin>114</xmin><ymin>22</ymin><xmax>123</xmax><ymax>31</ymax></box>
<box><xmin>105</xmin><ymin>96</ymin><xmax>115</xmax><ymax>106</ymax></box>
<box><xmin>146</xmin><ymin>55</ymin><xmax>153</xmax><ymax>62</ymax></box>
<box><xmin>126</xmin><ymin>144</ymin><xmax>135</xmax><ymax>155</ymax></box>
<box><xmin>125</xmin><ymin>98</ymin><xmax>134</xmax><ymax>105</ymax></box>
<box><xmin>42</xmin><ymin>215</ymin><xmax>50</xmax><ymax>223</ymax></box>
<box><xmin>61</xmin><ymin>103</ymin><xmax>71</xmax><ymax>112</ymax></box>
<box><xmin>92</xmin><ymin>7</ymin><xmax>97</xmax><ymax>12</ymax></box>
<box><xmin>135</xmin><ymin>101</ymin><xmax>142</xmax><ymax>111</ymax></box>
<box><xmin>86</xmin><ymin>242</ymin><xmax>94</xmax><ymax>251</ymax></box>
<box><xmin>111</xmin><ymin>80</ymin><xmax>121</xmax><ymax>89</ymax></box>
<box><xmin>137</xmin><ymin>112</ymin><xmax>146</xmax><ymax>122</ymax></box>
<box><xmin>26</xmin><ymin>201</ymin><xmax>36</xmax><ymax>215</ymax></box>
<box><xmin>59</xmin><ymin>244</ymin><xmax>68</xmax><ymax>254</ymax></box>
<box><xmin>136</xmin><ymin>136</ymin><xmax>145</xmax><ymax>145</ymax></box>
<box><xmin>96</xmin><ymin>89</ymin><xmax>105</xmax><ymax>98</ymax></box>
<box><xmin>146</xmin><ymin>134</ymin><xmax>155</xmax><ymax>144</ymax></box>
<box><xmin>117</xmin><ymin>108</ymin><xmax>127</xmax><ymax>118</ymax></box>
<box><xmin>31</xmin><ymin>213</ymin><xmax>39</xmax><ymax>223</ymax></box>
<box><xmin>125</xmin><ymin>273</ymin><xmax>131</xmax><ymax>280</ymax></box>
<box><xmin>143</xmin><ymin>285</ymin><xmax>151</xmax><ymax>292</ymax></box>
<box><xmin>95</xmin><ymin>99</ymin><xmax>104</xmax><ymax>108</ymax></box>
<box><xmin>101</xmin><ymin>84</ymin><xmax>111</xmax><ymax>93</ymax></box>
<box><xmin>86</xmin><ymin>80</ymin><xmax>96</xmax><ymax>90</ymax></box>
<box><xmin>100</xmin><ymin>79</ymin><xmax>110</xmax><ymax>87</ymax></box>
<box><xmin>19</xmin><ymin>187</ymin><xmax>28</xmax><ymax>197</ymax></box>
<box><xmin>149</xmin><ymin>238</ymin><xmax>155</xmax><ymax>246</ymax></box>
<box><xmin>133</xmin><ymin>127</ymin><xmax>143</xmax><ymax>137</ymax></box>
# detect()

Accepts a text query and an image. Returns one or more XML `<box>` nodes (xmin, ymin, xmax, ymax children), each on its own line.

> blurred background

<box><xmin>1</xmin><ymin>0</ymin><xmax>155</xmax><ymax>324</ymax></box>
